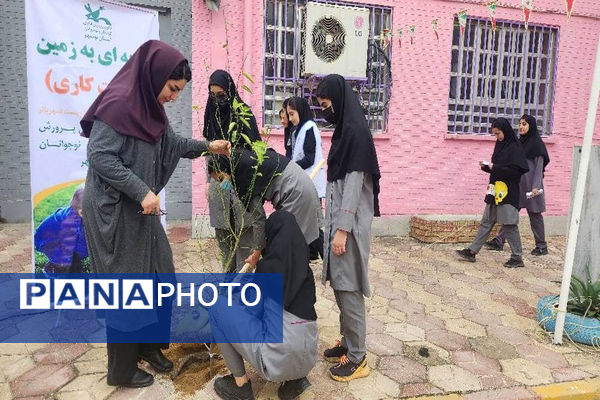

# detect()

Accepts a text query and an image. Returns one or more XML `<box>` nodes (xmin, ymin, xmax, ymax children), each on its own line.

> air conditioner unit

<box><xmin>303</xmin><ymin>2</ymin><xmax>370</xmax><ymax>78</ymax></box>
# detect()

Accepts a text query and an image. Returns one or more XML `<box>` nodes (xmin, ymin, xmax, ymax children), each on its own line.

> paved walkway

<box><xmin>1</xmin><ymin>222</ymin><xmax>599</xmax><ymax>400</ymax></box>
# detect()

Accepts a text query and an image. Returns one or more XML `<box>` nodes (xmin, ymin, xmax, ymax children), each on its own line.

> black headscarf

<box><xmin>288</xmin><ymin>96</ymin><xmax>314</xmax><ymax>130</ymax></box>
<box><xmin>491</xmin><ymin>118</ymin><xmax>530</xmax><ymax>173</ymax></box>
<box><xmin>256</xmin><ymin>210</ymin><xmax>317</xmax><ymax>321</ymax></box>
<box><xmin>488</xmin><ymin>118</ymin><xmax>529</xmax><ymax>209</ymax></box>
<box><xmin>282</xmin><ymin>98</ymin><xmax>295</xmax><ymax>158</ymax></box>
<box><xmin>203</xmin><ymin>70</ymin><xmax>261</xmax><ymax>146</ymax></box>
<box><xmin>519</xmin><ymin>114</ymin><xmax>550</xmax><ymax>170</ymax></box>
<box><xmin>209</xmin><ymin>148</ymin><xmax>290</xmax><ymax>208</ymax></box>
<box><xmin>81</xmin><ymin>40</ymin><xmax>185</xmax><ymax>142</ymax></box>
<box><xmin>316</xmin><ymin>74</ymin><xmax>381</xmax><ymax>216</ymax></box>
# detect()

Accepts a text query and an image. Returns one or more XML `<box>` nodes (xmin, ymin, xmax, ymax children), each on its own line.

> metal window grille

<box><xmin>263</xmin><ymin>0</ymin><xmax>392</xmax><ymax>132</ymax></box>
<box><xmin>448</xmin><ymin>16</ymin><xmax>559</xmax><ymax>136</ymax></box>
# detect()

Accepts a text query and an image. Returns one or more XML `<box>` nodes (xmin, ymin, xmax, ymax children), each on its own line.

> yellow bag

<box><xmin>494</xmin><ymin>181</ymin><xmax>508</xmax><ymax>205</ymax></box>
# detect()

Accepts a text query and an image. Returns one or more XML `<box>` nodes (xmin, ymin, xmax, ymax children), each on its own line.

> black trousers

<box><xmin>106</xmin><ymin>299</ymin><xmax>172</xmax><ymax>384</ymax></box>
<box><xmin>106</xmin><ymin>340</ymin><xmax>166</xmax><ymax>384</ymax></box>
<box><xmin>309</xmin><ymin>229</ymin><xmax>324</xmax><ymax>260</ymax></box>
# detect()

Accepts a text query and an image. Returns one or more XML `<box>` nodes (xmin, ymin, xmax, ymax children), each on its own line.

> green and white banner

<box><xmin>25</xmin><ymin>0</ymin><xmax>160</xmax><ymax>272</ymax></box>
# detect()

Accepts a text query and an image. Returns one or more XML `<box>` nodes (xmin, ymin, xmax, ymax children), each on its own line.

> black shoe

<box><xmin>278</xmin><ymin>377</ymin><xmax>311</xmax><ymax>400</ymax></box>
<box><xmin>456</xmin><ymin>248</ymin><xmax>476</xmax><ymax>262</ymax></box>
<box><xmin>484</xmin><ymin>239</ymin><xmax>504</xmax><ymax>251</ymax></box>
<box><xmin>214</xmin><ymin>375</ymin><xmax>254</xmax><ymax>400</ymax></box>
<box><xmin>139</xmin><ymin>349</ymin><xmax>174</xmax><ymax>373</ymax></box>
<box><xmin>323</xmin><ymin>340</ymin><xmax>347</xmax><ymax>362</ymax></box>
<box><xmin>531</xmin><ymin>247</ymin><xmax>548</xmax><ymax>256</ymax></box>
<box><xmin>107</xmin><ymin>368</ymin><xmax>154</xmax><ymax>388</ymax></box>
<box><xmin>504</xmin><ymin>257</ymin><xmax>525</xmax><ymax>268</ymax></box>
<box><xmin>329</xmin><ymin>355</ymin><xmax>370</xmax><ymax>382</ymax></box>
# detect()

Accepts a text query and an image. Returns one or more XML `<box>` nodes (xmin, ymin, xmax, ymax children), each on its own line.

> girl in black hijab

<box><xmin>203</xmin><ymin>70</ymin><xmax>263</xmax><ymax>272</ymax></box>
<box><xmin>286</xmin><ymin>97</ymin><xmax>326</xmax><ymax>189</ymax></box>
<box><xmin>209</xmin><ymin>146</ymin><xmax>322</xmax><ymax>270</ymax></box>
<box><xmin>210</xmin><ymin>148</ymin><xmax>290</xmax><ymax>208</ymax></box>
<box><xmin>213</xmin><ymin>211</ymin><xmax>318</xmax><ymax>400</ymax></box>
<box><xmin>486</xmin><ymin>114</ymin><xmax>550</xmax><ymax>255</ymax></box>
<box><xmin>457</xmin><ymin>118</ymin><xmax>529</xmax><ymax>268</ymax></box>
<box><xmin>281</xmin><ymin>97</ymin><xmax>295</xmax><ymax>158</ymax></box>
<box><xmin>287</xmin><ymin>96</ymin><xmax>326</xmax><ymax>261</ymax></box>
<box><xmin>287</xmin><ymin>97</ymin><xmax>316</xmax><ymax>170</ymax></box>
<box><xmin>203</xmin><ymin>69</ymin><xmax>261</xmax><ymax>145</ymax></box>
<box><xmin>314</xmin><ymin>74</ymin><xmax>380</xmax><ymax>382</ymax></box>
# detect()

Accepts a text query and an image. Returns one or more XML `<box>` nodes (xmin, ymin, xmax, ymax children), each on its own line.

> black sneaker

<box><xmin>214</xmin><ymin>375</ymin><xmax>254</xmax><ymax>400</ymax></box>
<box><xmin>484</xmin><ymin>239</ymin><xmax>504</xmax><ymax>251</ymax></box>
<box><xmin>277</xmin><ymin>377</ymin><xmax>311</xmax><ymax>400</ymax></box>
<box><xmin>503</xmin><ymin>257</ymin><xmax>525</xmax><ymax>268</ymax></box>
<box><xmin>329</xmin><ymin>355</ymin><xmax>370</xmax><ymax>382</ymax></box>
<box><xmin>531</xmin><ymin>247</ymin><xmax>548</xmax><ymax>256</ymax></box>
<box><xmin>323</xmin><ymin>340</ymin><xmax>347</xmax><ymax>362</ymax></box>
<box><xmin>456</xmin><ymin>248</ymin><xmax>476</xmax><ymax>262</ymax></box>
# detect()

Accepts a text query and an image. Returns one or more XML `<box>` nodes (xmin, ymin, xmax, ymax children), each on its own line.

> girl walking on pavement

<box><xmin>456</xmin><ymin>118</ymin><xmax>529</xmax><ymax>268</ymax></box>
<box><xmin>485</xmin><ymin>114</ymin><xmax>550</xmax><ymax>256</ymax></box>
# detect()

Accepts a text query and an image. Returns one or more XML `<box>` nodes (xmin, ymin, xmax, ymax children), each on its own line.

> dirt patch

<box><xmin>404</xmin><ymin>344</ymin><xmax>449</xmax><ymax>366</ymax></box>
<box><xmin>167</xmin><ymin>226</ymin><xmax>191</xmax><ymax>244</ymax></box>
<box><xmin>163</xmin><ymin>343</ymin><xmax>228</xmax><ymax>395</ymax></box>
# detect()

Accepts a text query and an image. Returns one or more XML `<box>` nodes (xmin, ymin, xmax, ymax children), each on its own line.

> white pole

<box><xmin>243</xmin><ymin>0</ymin><xmax>253</xmax><ymax>107</ymax></box>
<box><xmin>553</xmin><ymin>35</ymin><xmax>600</xmax><ymax>344</ymax></box>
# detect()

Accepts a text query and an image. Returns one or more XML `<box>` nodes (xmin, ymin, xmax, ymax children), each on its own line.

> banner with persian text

<box><xmin>25</xmin><ymin>0</ymin><xmax>160</xmax><ymax>273</ymax></box>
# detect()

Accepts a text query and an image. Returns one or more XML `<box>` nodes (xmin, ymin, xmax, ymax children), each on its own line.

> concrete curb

<box><xmin>406</xmin><ymin>396</ymin><xmax>463</xmax><ymax>400</ymax></box>
<box><xmin>403</xmin><ymin>378</ymin><xmax>600</xmax><ymax>400</ymax></box>
<box><xmin>532</xmin><ymin>377</ymin><xmax>600</xmax><ymax>400</ymax></box>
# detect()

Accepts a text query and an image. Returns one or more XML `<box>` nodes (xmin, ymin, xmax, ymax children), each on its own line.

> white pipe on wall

<box><xmin>243</xmin><ymin>0</ymin><xmax>253</xmax><ymax>108</ymax></box>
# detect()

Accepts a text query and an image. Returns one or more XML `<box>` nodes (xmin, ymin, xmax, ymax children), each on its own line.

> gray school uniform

<box><xmin>209</xmin><ymin>179</ymin><xmax>247</xmax><ymax>230</ymax></box>
<box><xmin>494</xmin><ymin>155</ymin><xmax>547</xmax><ymax>250</ymax></box>
<box><xmin>494</xmin><ymin>203</ymin><xmax>519</xmax><ymax>225</ymax></box>
<box><xmin>82</xmin><ymin>120</ymin><xmax>206</xmax><ymax>331</ymax></box>
<box><xmin>82</xmin><ymin>120</ymin><xmax>206</xmax><ymax>275</ymax></box>
<box><xmin>470</xmin><ymin>203</ymin><xmax>522</xmax><ymax>257</ymax></box>
<box><xmin>209</xmin><ymin>180</ymin><xmax>264</xmax><ymax>271</ymax></box>
<box><xmin>519</xmin><ymin>156</ymin><xmax>546</xmax><ymax>213</ymax></box>
<box><xmin>263</xmin><ymin>162</ymin><xmax>322</xmax><ymax>245</ymax></box>
<box><xmin>322</xmin><ymin>171</ymin><xmax>374</xmax><ymax>297</ymax></box>
<box><xmin>219</xmin><ymin>309</ymin><xmax>318</xmax><ymax>382</ymax></box>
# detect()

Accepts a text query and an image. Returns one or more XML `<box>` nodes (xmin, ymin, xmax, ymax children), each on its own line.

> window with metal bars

<box><xmin>448</xmin><ymin>16</ymin><xmax>558</xmax><ymax>136</ymax></box>
<box><xmin>263</xmin><ymin>0</ymin><xmax>392</xmax><ymax>132</ymax></box>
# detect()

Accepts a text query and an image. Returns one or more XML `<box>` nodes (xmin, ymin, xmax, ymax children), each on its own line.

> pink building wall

<box><xmin>191</xmin><ymin>0</ymin><xmax>600</xmax><ymax>219</ymax></box>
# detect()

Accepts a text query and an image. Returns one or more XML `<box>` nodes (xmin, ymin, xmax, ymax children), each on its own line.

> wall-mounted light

<box><xmin>205</xmin><ymin>0</ymin><xmax>221</xmax><ymax>11</ymax></box>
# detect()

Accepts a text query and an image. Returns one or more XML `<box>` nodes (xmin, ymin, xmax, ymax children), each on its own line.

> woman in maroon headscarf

<box><xmin>80</xmin><ymin>40</ymin><xmax>229</xmax><ymax>388</ymax></box>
